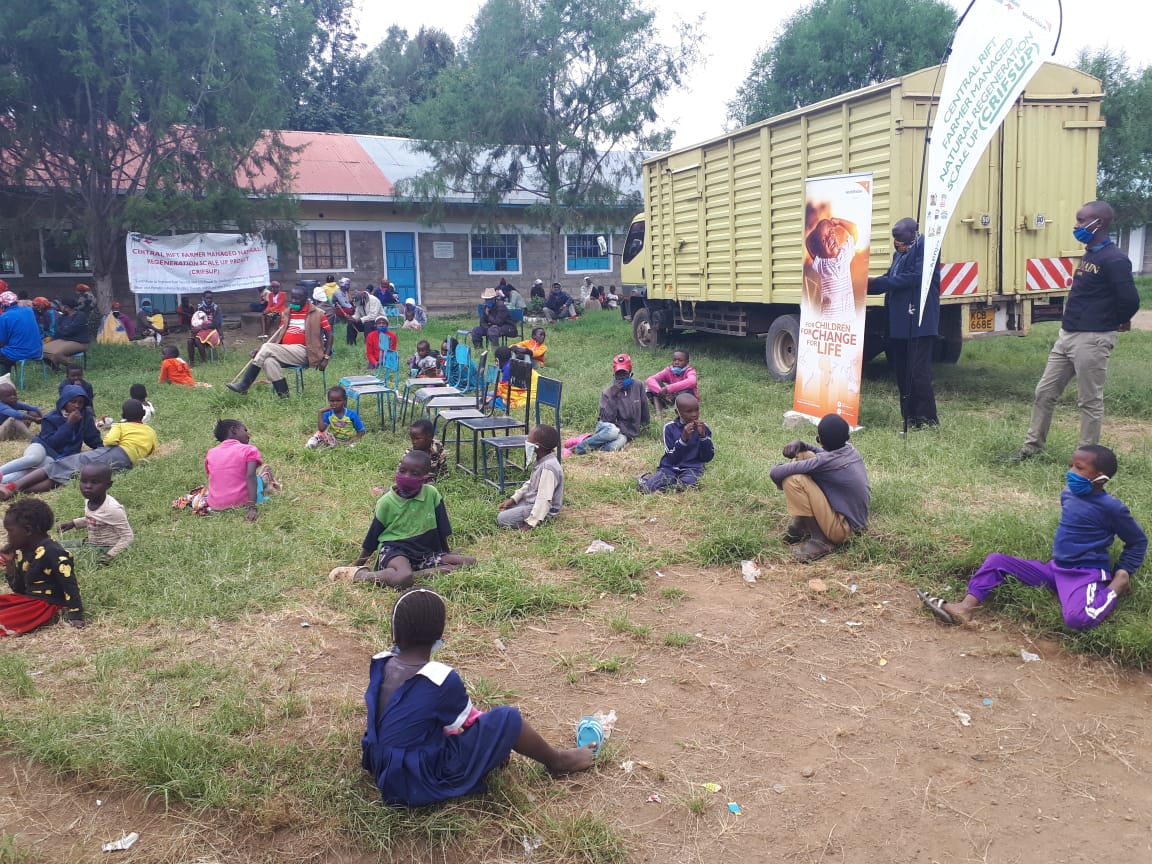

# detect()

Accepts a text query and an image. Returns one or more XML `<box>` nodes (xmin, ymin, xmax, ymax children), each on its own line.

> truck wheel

<box><xmin>765</xmin><ymin>314</ymin><xmax>800</xmax><ymax>381</ymax></box>
<box><xmin>933</xmin><ymin>335</ymin><xmax>963</xmax><ymax>364</ymax></box>
<box><xmin>632</xmin><ymin>307</ymin><xmax>663</xmax><ymax>349</ymax></box>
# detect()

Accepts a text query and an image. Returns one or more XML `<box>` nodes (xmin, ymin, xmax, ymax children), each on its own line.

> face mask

<box><xmin>288</xmin><ymin>303</ymin><xmax>303</xmax><ymax>312</ymax></box>
<box><xmin>524</xmin><ymin>440</ymin><xmax>538</xmax><ymax>462</ymax></box>
<box><xmin>893</xmin><ymin>239</ymin><xmax>913</xmax><ymax>254</ymax></box>
<box><xmin>670</xmin><ymin>366</ymin><xmax>685</xmax><ymax>375</ymax></box>
<box><xmin>1073</xmin><ymin>220</ymin><xmax>1100</xmax><ymax>244</ymax></box>
<box><xmin>1065</xmin><ymin>471</ymin><xmax>1105</xmax><ymax>496</ymax></box>
<box><xmin>618</xmin><ymin>376</ymin><xmax>633</xmax><ymax>389</ymax></box>
<box><xmin>394</xmin><ymin>473</ymin><xmax>426</xmax><ymax>497</ymax></box>
<box><xmin>377</xmin><ymin>325</ymin><xmax>388</xmax><ymax>333</ymax></box>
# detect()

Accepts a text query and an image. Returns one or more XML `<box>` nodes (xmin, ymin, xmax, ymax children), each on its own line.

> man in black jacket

<box><xmin>1014</xmin><ymin>201</ymin><xmax>1139</xmax><ymax>460</ymax></box>
<box><xmin>867</xmin><ymin>217</ymin><xmax>940</xmax><ymax>428</ymax></box>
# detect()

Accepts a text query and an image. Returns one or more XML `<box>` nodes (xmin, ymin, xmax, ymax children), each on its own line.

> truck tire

<box><xmin>765</xmin><ymin>314</ymin><xmax>800</xmax><ymax>381</ymax></box>
<box><xmin>933</xmin><ymin>335</ymin><xmax>963</xmax><ymax>364</ymax></box>
<box><xmin>631</xmin><ymin>307</ymin><xmax>664</xmax><ymax>349</ymax></box>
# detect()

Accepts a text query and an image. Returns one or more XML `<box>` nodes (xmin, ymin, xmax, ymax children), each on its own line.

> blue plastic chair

<box><xmin>347</xmin><ymin>351</ymin><xmax>401</xmax><ymax>430</ymax></box>
<box><xmin>480</xmin><ymin>374</ymin><xmax>563</xmax><ymax>493</ymax></box>
<box><xmin>12</xmin><ymin>358</ymin><xmax>47</xmax><ymax>390</ymax></box>
<box><xmin>284</xmin><ymin>365</ymin><xmax>327</xmax><ymax>395</ymax></box>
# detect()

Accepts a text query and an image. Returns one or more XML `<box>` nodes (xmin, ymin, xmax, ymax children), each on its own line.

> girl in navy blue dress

<box><xmin>362</xmin><ymin>589</ymin><xmax>595</xmax><ymax>806</ymax></box>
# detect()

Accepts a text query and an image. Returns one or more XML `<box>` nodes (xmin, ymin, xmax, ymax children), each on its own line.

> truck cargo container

<box><xmin>619</xmin><ymin>62</ymin><xmax>1103</xmax><ymax>380</ymax></box>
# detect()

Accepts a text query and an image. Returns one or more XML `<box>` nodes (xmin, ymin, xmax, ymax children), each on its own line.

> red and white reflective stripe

<box><xmin>1025</xmin><ymin>257</ymin><xmax>1074</xmax><ymax>291</ymax></box>
<box><xmin>939</xmin><ymin>261</ymin><xmax>979</xmax><ymax>296</ymax></box>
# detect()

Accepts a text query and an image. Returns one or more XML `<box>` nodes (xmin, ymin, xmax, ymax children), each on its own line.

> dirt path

<box><xmin>4</xmin><ymin>563</ymin><xmax>1152</xmax><ymax>863</ymax></box>
<box><xmin>1128</xmin><ymin>309</ymin><xmax>1152</xmax><ymax>330</ymax></box>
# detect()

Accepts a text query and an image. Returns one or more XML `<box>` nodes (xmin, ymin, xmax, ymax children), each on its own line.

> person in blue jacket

<box><xmin>0</xmin><ymin>288</ymin><xmax>44</xmax><ymax>375</ymax></box>
<box><xmin>0</xmin><ymin>384</ymin><xmax>101</xmax><ymax>486</ymax></box>
<box><xmin>867</xmin><ymin>217</ymin><xmax>940</xmax><ymax>428</ymax></box>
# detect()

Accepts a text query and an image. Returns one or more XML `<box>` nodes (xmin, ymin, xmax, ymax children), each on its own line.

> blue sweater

<box><xmin>0</xmin><ymin>305</ymin><xmax>45</xmax><ymax>361</ymax></box>
<box><xmin>1052</xmin><ymin>489</ymin><xmax>1146</xmax><ymax>574</ymax></box>
<box><xmin>866</xmin><ymin>235</ymin><xmax>941</xmax><ymax>339</ymax></box>
<box><xmin>658</xmin><ymin>417</ymin><xmax>714</xmax><ymax>472</ymax></box>
<box><xmin>33</xmin><ymin>384</ymin><xmax>102</xmax><ymax>459</ymax></box>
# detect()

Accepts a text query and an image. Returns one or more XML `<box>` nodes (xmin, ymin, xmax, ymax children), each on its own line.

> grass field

<box><xmin>1</xmin><ymin>282</ymin><xmax>1150</xmax><ymax>861</ymax></box>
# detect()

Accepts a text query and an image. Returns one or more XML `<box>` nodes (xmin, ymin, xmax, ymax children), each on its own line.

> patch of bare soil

<box><xmin>1128</xmin><ymin>309</ymin><xmax>1152</xmax><ymax>331</ymax></box>
<box><xmin>5</xmin><ymin>565</ymin><xmax>1152</xmax><ymax>863</ymax></box>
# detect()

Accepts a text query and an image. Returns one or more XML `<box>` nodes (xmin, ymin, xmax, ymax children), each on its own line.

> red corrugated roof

<box><xmin>277</xmin><ymin>131</ymin><xmax>393</xmax><ymax>196</ymax></box>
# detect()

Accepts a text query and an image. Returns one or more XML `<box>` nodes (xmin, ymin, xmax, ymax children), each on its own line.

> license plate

<box><xmin>969</xmin><ymin>308</ymin><xmax>994</xmax><ymax>332</ymax></box>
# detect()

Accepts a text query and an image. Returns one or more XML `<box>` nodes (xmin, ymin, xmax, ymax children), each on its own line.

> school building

<box><xmin>0</xmin><ymin>133</ymin><xmax>635</xmax><ymax>318</ymax></box>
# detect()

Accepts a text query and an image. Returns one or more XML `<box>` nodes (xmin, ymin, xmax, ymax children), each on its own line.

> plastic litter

<box><xmin>494</xmin><ymin>638</ymin><xmax>506</xmax><ymax>652</ymax></box>
<box><xmin>701</xmin><ymin>782</ymin><xmax>722</xmax><ymax>793</ymax></box>
<box><xmin>585</xmin><ymin>540</ymin><xmax>615</xmax><ymax>554</ymax></box>
<box><xmin>982</xmin><ymin>698</ymin><xmax>994</xmax><ymax>706</ymax></box>
<box><xmin>576</xmin><ymin>709</ymin><xmax>617</xmax><ymax>750</ymax></box>
<box><xmin>300</xmin><ymin>621</ymin><xmax>310</xmax><ymax>628</ymax></box>
<box><xmin>878</xmin><ymin>658</ymin><xmax>888</xmax><ymax>667</ymax></box>
<box><xmin>647</xmin><ymin>793</ymin><xmax>662</xmax><ymax>803</ymax></box>
<box><xmin>845</xmin><ymin>621</ymin><xmax>864</xmax><ymax>627</ymax></box>
<box><xmin>772</xmin><ymin>784</ymin><xmax>786</xmax><ymax>794</ymax></box>
<box><xmin>1021</xmin><ymin>650</ymin><xmax>1042</xmax><ymax>663</ymax></box>
<box><xmin>740</xmin><ymin>561</ymin><xmax>761</xmax><ymax>583</ymax></box>
<box><xmin>955</xmin><ymin>710</ymin><xmax>972</xmax><ymax>727</ymax></box>
<box><xmin>521</xmin><ymin>835</ymin><xmax>543</xmax><ymax>855</ymax></box>
<box><xmin>620</xmin><ymin>760</ymin><xmax>635</xmax><ymax>774</ymax></box>
<box><xmin>101</xmin><ymin>833</ymin><xmax>139</xmax><ymax>853</ymax></box>
<box><xmin>727</xmin><ymin>802</ymin><xmax>743</xmax><ymax>815</ymax></box>
<box><xmin>849</xmin><ymin>583</ymin><xmax>858</xmax><ymax>594</ymax></box>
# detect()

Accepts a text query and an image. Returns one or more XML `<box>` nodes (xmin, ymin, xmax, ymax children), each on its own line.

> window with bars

<box><xmin>41</xmin><ymin>229</ymin><xmax>91</xmax><ymax>274</ymax></box>
<box><xmin>299</xmin><ymin>230</ymin><xmax>349</xmax><ymax>271</ymax></box>
<box><xmin>0</xmin><ymin>245</ymin><xmax>17</xmax><ymax>275</ymax></box>
<box><xmin>566</xmin><ymin>233</ymin><xmax>610</xmax><ymax>271</ymax></box>
<box><xmin>469</xmin><ymin>234</ymin><xmax>520</xmax><ymax>273</ymax></box>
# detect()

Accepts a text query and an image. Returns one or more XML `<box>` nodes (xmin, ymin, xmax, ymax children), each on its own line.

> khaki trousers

<box><xmin>781</xmin><ymin>452</ymin><xmax>852</xmax><ymax>544</ymax></box>
<box><xmin>1023</xmin><ymin>328</ymin><xmax>1117</xmax><ymax>453</ymax></box>
<box><xmin>251</xmin><ymin>342</ymin><xmax>308</xmax><ymax>383</ymax></box>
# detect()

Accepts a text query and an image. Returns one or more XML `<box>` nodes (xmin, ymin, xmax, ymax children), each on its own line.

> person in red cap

<box><xmin>73</xmin><ymin>283</ymin><xmax>99</xmax><ymax>338</ymax></box>
<box><xmin>569</xmin><ymin>353</ymin><xmax>649</xmax><ymax>455</ymax></box>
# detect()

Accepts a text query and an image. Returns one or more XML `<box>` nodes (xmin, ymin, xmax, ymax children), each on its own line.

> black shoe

<box><xmin>226</xmin><ymin>363</ymin><xmax>260</xmax><ymax>394</ymax></box>
<box><xmin>272</xmin><ymin>378</ymin><xmax>290</xmax><ymax>399</ymax></box>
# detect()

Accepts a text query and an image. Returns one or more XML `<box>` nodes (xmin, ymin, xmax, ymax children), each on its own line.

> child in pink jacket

<box><xmin>645</xmin><ymin>349</ymin><xmax>698</xmax><ymax>411</ymax></box>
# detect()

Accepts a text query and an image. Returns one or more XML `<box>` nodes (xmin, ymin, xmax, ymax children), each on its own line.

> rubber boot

<box><xmin>272</xmin><ymin>378</ymin><xmax>290</xmax><ymax>399</ymax></box>
<box><xmin>226</xmin><ymin>363</ymin><xmax>260</xmax><ymax>394</ymax></box>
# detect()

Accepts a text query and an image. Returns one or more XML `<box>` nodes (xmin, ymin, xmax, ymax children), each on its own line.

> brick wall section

<box><xmin>416</xmin><ymin>233</ymin><xmax>623</xmax><ymax>316</ymax></box>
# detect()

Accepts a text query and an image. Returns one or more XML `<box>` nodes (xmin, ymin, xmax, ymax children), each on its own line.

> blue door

<box><xmin>385</xmin><ymin>232</ymin><xmax>417</xmax><ymax>302</ymax></box>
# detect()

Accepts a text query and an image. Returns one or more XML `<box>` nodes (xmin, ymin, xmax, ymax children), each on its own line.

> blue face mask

<box><xmin>1073</xmin><ymin>220</ymin><xmax>1099</xmax><ymax>244</ymax></box>
<box><xmin>1065</xmin><ymin>471</ymin><xmax>1103</xmax><ymax>496</ymax></box>
<box><xmin>377</xmin><ymin>325</ymin><xmax>388</xmax><ymax>333</ymax></box>
<box><xmin>670</xmin><ymin>366</ymin><xmax>685</xmax><ymax>375</ymax></box>
<box><xmin>618</xmin><ymin>376</ymin><xmax>634</xmax><ymax>389</ymax></box>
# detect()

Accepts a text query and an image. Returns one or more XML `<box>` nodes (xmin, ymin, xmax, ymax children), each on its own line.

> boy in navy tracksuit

<box><xmin>638</xmin><ymin>393</ymin><xmax>714</xmax><ymax>493</ymax></box>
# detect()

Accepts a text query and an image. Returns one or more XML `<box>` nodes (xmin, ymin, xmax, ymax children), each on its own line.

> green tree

<box><xmin>403</xmin><ymin>0</ymin><xmax>701</xmax><ymax>280</ymax></box>
<box><xmin>362</xmin><ymin>26</ymin><xmax>457</xmax><ymax>137</ymax></box>
<box><xmin>728</xmin><ymin>0</ymin><xmax>955</xmax><ymax>127</ymax></box>
<box><xmin>0</xmin><ymin>0</ymin><xmax>321</xmax><ymax>311</ymax></box>
<box><xmin>1076</xmin><ymin>49</ymin><xmax>1152</xmax><ymax>226</ymax></box>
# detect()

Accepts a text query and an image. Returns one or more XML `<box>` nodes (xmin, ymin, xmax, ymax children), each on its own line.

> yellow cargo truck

<box><xmin>619</xmin><ymin>62</ymin><xmax>1103</xmax><ymax>380</ymax></box>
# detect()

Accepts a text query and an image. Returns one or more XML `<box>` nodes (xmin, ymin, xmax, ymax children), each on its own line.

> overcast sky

<box><xmin>356</xmin><ymin>0</ymin><xmax>1152</xmax><ymax>149</ymax></box>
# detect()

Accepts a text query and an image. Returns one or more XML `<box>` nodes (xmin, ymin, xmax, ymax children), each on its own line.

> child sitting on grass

<box><xmin>0</xmin><ymin>498</ymin><xmax>84</xmax><ymax>635</ymax></box>
<box><xmin>408</xmin><ymin>418</ymin><xmax>446</xmax><ymax>478</ymax></box>
<box><xmin>361</xmin><ymin>588</ymin><xmax>595</xmax><ymax>806</ymax></box>
<box><xmin>638</xmin><ymin>393</ymin><xmax>713</xmax><ymax>493</ymax></box>
<box><xmin>339</xmin><ymin>450</ymin><xmax>474</xmax><ymax>588</ymax></box>
<box><xmin>128</xmin><ymin>384</ymin><xmax>155</xmax><ymax>424</ymax></box>
<box><xmin>0</xmin><ymin>382</ymin><xmax>41</xmax><ymax>442</ymax></box>
<box><xmin>497</xmin><ymin>424</ymin><xmax>563</xmax><ymax>530</ymax></box>
<box><xmin>158</xmin><ymin>345</ymin><xmax>210</xmax><ymax>388</ymax></box>
<box><xmin>919</xmin><ymin>445</ymin><xmax>1147</xmax><ymax>630</ymax></box>
<box><xmin>58</xmin><ymin>463</ymin><xmax>134</xmax><ymax>564</ymax></box>
<box><xmin>183</xmin><ymin>419</ymin><xmax>279</xmax><ymax>521</ymax></box>
<box><xmin>0</xmin><ymin>385</ymin><xmax>100</xmax><ymax>485</ymax></box>
<box><xmin>306</xmin><ymin>386</ymin><xmax>365</xmax><ymax>449</ymax></box>
<box><xmin>58</xmin><ymin>363</ymin><xmax>94</xmax><ymax>402</ymax></box>
<box><xmin>0</xmin><ymin>399</ymin><xmax>156</xmax><ymax>498</ymax></box>
<box><xmin>645</xmin><ymin>349</ymin><xmax>698</xmax><ymax>412</ymax></box>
